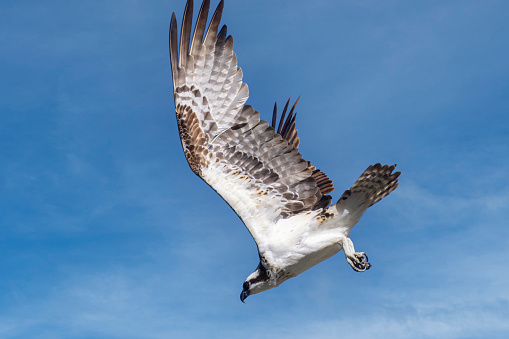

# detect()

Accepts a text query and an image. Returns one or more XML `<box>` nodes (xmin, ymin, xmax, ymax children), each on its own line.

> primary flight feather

<box><xmin>169</xmin><ymin>0</ymin><xmax>400</xmax><ymax>302</ymax></box>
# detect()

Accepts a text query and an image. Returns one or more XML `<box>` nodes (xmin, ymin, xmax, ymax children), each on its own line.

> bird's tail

<box><xmin>334</xmin><ymin>163</ymin><xmax>400</xmax><ymax>226</ymax></box>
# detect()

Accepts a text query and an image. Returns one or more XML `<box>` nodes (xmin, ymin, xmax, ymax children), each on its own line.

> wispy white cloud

<box><xmin>272</xmin><ymin>297</ymin><xmax>509</xmax><ymax>339</ymax></box>
<box><xmin>1</xmin><ymin>0</ymin><xmax>509</xmax><ymax>338</ymax></box>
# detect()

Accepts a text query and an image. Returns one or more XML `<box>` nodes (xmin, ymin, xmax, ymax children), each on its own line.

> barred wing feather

<box><xmin>170</xmin><ymin>0</ymin><xmax>333</xmax><ymax>248</ymax></box>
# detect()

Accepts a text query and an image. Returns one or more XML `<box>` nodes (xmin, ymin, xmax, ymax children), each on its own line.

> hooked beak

<box><xmin>240</xmin><ymin>289</ymin><xmax>249</xmax><ymax>303</ymax></box>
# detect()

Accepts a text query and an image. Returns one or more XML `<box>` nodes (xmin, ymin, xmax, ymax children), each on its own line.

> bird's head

<box><xmin>240</xmin><ymin>262</ymin><xmax>274</xmax><ymax>302</ymax></box>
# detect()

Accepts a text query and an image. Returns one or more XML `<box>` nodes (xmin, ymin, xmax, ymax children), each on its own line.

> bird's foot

<box><xmin>341</xmin><ymin>237</ymin><xmax>371</xmax><ymax>272</ymax></box>
<box><xmin>346</xmin><ymin>252</ymin><xmax>371</xmax><ymax>272</ymax></box>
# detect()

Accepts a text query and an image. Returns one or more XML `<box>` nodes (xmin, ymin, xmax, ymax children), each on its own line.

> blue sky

<box><xmin>1</xmin><ymin>0</ymin><xmax>508</xmax><ymax>338</ymax></box>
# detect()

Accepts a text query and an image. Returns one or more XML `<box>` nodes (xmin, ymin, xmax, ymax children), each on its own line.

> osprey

<box><xmin>169</xmin><ymin>0</ymin><xmax>400</xmax><ymax>302</ymax></box>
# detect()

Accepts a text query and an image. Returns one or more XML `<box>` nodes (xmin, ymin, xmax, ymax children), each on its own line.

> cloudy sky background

<box><xmin>1</xmin><ymin>0</ymin><xmax>508</xmax><ymax>338</ymax></box>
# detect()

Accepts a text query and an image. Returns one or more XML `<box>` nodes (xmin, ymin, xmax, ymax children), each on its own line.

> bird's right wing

<box><xmin>169</xmin><ymin>0</ymin><xmax>333</xmax><ymax>249</ymax></box>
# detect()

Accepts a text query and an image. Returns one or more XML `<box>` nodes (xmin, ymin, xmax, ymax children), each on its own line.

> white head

<box><xmin>240</xmin><ymin>262</ymin><xmax>275</xmax><ymax>302</ymax></box>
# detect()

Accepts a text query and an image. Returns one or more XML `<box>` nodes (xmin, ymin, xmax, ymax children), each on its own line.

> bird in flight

<box><xmin>169</xmin><ymin>0</ymin><xmax>400</xmax><ymax>302</ymax></box>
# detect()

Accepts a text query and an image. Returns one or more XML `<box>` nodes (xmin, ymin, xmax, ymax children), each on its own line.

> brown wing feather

<box><xmin>170</xmin><ymin>0</ymin><xmax>335</xmax><ymax>222</ymax></box>
<box><xmin>176</xmin><ymin>103</ymin><xmax>210</xmax><ymax>175</ymax></box>
<box><xmin>271</xmin><ymin>97</ymin><xmax>335</xmax><ymax>206</ymax></box>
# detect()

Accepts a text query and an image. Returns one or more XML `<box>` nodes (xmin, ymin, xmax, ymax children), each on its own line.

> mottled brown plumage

<box><xmin>170</xmin><ymin>0</ymin><xmax>335</xmax><ymax>220</ymax></box>
<box><xmin>271</xmin><ymin>98</ymin><xmax>335</xmax><ymax>210</ymax></box>
<box><xmin>176</xmin><ymin>103</ymin><xmax>210</xmax><ymax>175</ymax></box>
<box><xmin>342</xmin><ymin>163</ymin><xmax>400</xmax><ymax>207</ymax></box>
<box><xmin>169</xmin><ymin>0</ymin><xmax>401</xmax><ymax>301</ymax></box>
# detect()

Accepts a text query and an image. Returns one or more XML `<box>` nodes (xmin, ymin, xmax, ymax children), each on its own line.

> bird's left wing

<box><xmin>170</xmin><ymin>0</ymin><xmax>332</xmax><ymax>249</ymax></box>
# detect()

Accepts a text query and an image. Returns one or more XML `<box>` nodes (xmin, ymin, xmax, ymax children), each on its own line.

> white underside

<box><xmin>202</xmin><ymin>161</ymin><xmax>360</xmax><ymax>281</ymax></box>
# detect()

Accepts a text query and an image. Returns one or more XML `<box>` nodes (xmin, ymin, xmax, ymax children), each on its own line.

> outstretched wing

<box><xmin>170</xmin><ymin>0</ymin><xmax>333</xmax><ymax>248</ymax></box>
<box><xmin>271</xmin><ymin>98</ymin><xmax>334</xmax><ymax>199</ymax></box>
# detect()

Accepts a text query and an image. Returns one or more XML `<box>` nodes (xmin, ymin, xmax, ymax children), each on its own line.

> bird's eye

<box><xmin>243</xmin><ymin>282</ymin><xmax>249</xmax><ymax>290</ymax></box>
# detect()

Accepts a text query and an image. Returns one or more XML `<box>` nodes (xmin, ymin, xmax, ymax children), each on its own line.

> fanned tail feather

<box><xmin>335</xmin><ymin>163</ymin><xmax>400</xmax><ymax>224</ymax></box>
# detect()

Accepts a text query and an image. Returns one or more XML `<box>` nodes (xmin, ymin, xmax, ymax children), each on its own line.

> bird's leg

<box><xmin>340</xmin><ymin>236</ymin><xmax>371</xmax><ymax>272</ymax></box>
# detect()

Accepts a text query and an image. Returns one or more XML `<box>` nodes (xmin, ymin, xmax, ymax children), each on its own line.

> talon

<box><xmin>347</xmin><ymin>252</ymin><xmax>371</xmax><ymax>272</ymax></box>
